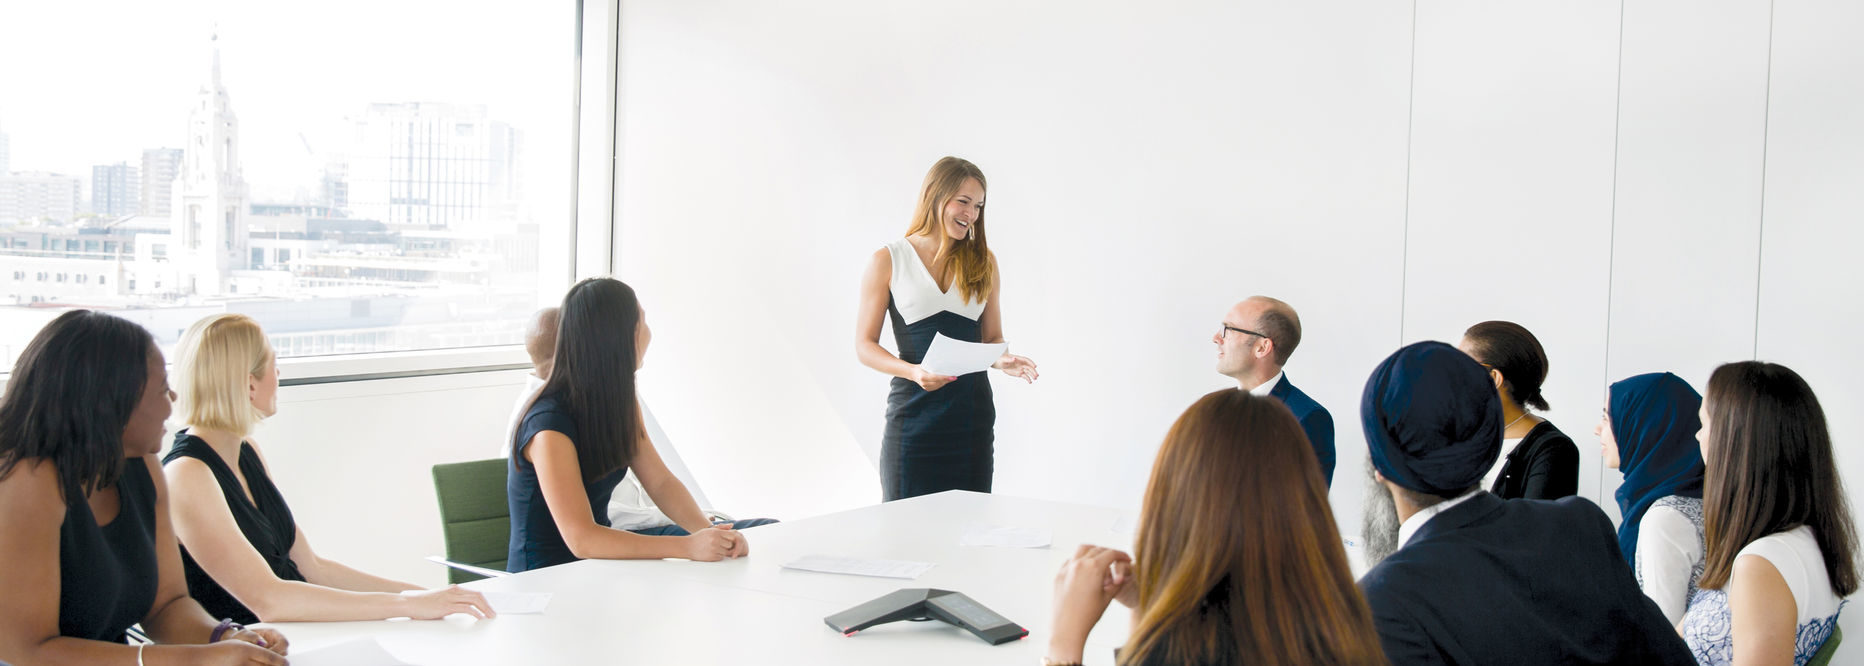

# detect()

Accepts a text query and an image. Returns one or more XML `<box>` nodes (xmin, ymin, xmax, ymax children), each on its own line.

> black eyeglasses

<box><xmin>1219</xmin><ymin>324</ymin><xmax>1267</xmax><ymax>341</ymax></box>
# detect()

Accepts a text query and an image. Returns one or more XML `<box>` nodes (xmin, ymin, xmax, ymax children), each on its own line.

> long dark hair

<box><xmin>1698</xmin><ymin>361</ymin><xmax>1857</xmax><ymax>596</ymax></box>
<box><xmin>1461</xmin><ymin>320</ymin><xmax>1551</xmax><ymax>411</ymax></box>
<box><xmin>0</xmin><ymin>310</ymin><xmax>156</xmax><ymax>497</ymax></box>
<box><xmin>539</xmin><ymin>278</ymin><xmax>640</xmax><ymax>483</ymax></box>
<box><xmin>1125</xmin><ymin>390</ymin><xmax>1385</xmax><ymax>666</ymax></box>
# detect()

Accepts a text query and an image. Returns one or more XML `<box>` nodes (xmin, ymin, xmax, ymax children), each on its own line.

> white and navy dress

<box><xmin>880</xmin><ymin>238</ymin><xmax>994</xmax><ymax>501</ymax></box>
<box><xmin>1682</xmin><ymin>526</ymin><xmax>1846</xmax><ymax>665</ymax></box>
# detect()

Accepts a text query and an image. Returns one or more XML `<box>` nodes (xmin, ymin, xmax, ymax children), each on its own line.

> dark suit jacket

<box><xmin>1268</xmin><ymin>374</ymin><xmax>1335</xmax><ymax>487</ymax></box>
<box><xmin>1359</xmin><ymin>492</ymin><xmax>1695</xmax><ymax>665</ymax></box>
<box><xmin>1489</xmin><ymin>421</ymin><xmax>1579</xmax><ymax>500</ymax></box>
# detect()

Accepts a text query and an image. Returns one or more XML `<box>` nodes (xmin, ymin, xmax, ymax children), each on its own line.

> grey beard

<box><xmin>1362</xmin><ymin>463</ymin><xmax>1401</xmax><ymax>567</ymax></box>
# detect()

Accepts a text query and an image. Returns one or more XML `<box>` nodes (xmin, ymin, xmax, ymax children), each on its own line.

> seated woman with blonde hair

<box><xmin>1046</xmin><ymin>389</ymin><xmax>1386</xmax><ymax>665</ymax></box>
<box><xmin>163</xmin><ymin>313</ymin><xmax>495</xmax><ymax>624</ymax></box>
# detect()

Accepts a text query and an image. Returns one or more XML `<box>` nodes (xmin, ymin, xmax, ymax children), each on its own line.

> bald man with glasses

<box><xmin>1213</xmin><ymin>296</ymin><xmax>1335</xmax><ymax>486</ymax></box>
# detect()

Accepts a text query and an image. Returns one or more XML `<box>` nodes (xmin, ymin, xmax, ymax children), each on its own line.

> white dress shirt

<box><xmin>1248</xmin><ymin>370</ymin><xmax>1285</xmax><ymax>396</ymax></box>
<box><xmin>1396</xmin><ymin>488</ymin><xmax>1482</xmax><ymax>550</ymax></box>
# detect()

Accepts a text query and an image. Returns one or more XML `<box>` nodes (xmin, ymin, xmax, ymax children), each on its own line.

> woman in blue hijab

<box><xmin>1596</xmin><ymin>371</ymin><xmax>1705</xmax><ymax>625</ymax></box>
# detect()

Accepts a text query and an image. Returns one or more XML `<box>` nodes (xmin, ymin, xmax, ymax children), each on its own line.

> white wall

<box><xmin>246</xmin><ymin>370</ymin><xmax>531</xmax><ymax>588</ymax></box>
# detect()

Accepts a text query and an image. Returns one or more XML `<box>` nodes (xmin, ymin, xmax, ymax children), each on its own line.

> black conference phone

<box><xmin>824</xmin><ymin>588</ymin><xmax>1028</xmax><ymax>645</ymax></box>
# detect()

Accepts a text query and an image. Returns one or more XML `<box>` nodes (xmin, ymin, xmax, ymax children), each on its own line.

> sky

<box><xmin>0</xmin><ymin>0</ymin><xmax>577</xmax><ymax>206</ymax></box>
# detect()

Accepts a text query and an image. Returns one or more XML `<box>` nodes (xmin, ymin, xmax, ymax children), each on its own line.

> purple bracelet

<box><xmin>209</xmin><ymin>617</ymin><xmax>242</xmax><ymax>643</ymax></box>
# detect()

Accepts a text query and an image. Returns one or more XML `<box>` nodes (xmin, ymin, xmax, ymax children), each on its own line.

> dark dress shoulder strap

<box><xmin>163</xmin><ymin>431</ymin><xmax>305</xmax><ymax>624</ymax></box>
<box><xmin>57</xmin><ymin>458</ymin><xmax>159</xmax><ymax>641</ymax></box>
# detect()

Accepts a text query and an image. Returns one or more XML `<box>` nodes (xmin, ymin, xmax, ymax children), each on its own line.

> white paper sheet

<box><xmin>919</xmin><ymin>333</ymin><xmax>1007</xmax><ymax>376</ymax></box>
<box><xmin>1110</xmin><ymin>513</ymin><xmax>1137</xmax><ymax>536</ymax></box>
<box><xmin>484</xmin><ymin>590</ymin><xmax>552</xmax><ymax>615</ymax></box>
<box><xmin>781</xmin><ymin>554</ymin><xmax>935</xmax><ymax>579</ymax></box>
<box><xmin>959</xmin><ymin>523</ymin><xmax>1052</xmax><ymax>548</ymax></box>
<box><xmin>288</xmin><ymin>637</ymin><xmax>415</xmax><ymax>666</ymax></box>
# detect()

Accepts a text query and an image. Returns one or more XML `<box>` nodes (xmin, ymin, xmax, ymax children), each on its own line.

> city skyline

<box><xmin>0</xmin><ymin>0</ymin><xmax>571</xmax><ymax>207</ymax></box>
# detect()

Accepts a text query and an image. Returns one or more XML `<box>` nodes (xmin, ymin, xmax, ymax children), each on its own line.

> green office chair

<box><xmin>431</xmin><ymin>458</ymin><xmax>512</xmax><ymax>584</ymax></box>
<box><xmin>1809</xmin><ymin>624</ymin><xmax>1843</xmax><ymax>666</ymax></box>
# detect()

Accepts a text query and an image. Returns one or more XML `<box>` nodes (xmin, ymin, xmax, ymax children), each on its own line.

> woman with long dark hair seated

<box><xmin>1682</xmin><ymin>361</ymin><xmax>1857</xmax><ymax>664</ymax></box>
<box><xmin>1045</xmin><ymin>389</ymin><xmax>1385</xmax><ymax>665</ymax></box>
<box><xmin>508</xmin><ymin>277</ymin><xmax>763</xmax><ymax>571</ymax></box>
<box><xmin>0</xmin><ymin>310</ymin><xmax>290</xmax><ymax>665</ymax></box>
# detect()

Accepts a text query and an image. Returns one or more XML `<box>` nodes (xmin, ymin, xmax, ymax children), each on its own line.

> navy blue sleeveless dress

<box><xmin>880</xmin><ymin>238</ymin><xmax>996</xmax><ymax>501</ymax></box>
<box><xmin>507</xmin><ymin>392</ymin><xmax>629</xmax><ymax>572</ymax></box>
<box><xmin>59</xmin><ymin>458</ymin><xmax>159</xmax><ymax>642</ymax></box>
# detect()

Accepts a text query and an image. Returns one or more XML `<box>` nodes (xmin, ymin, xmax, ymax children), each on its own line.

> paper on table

<box><xmin>919</xmin><ymin>333</ymin><xmax>1007</xmax><ymax>377</ymax></box>
<box><xmin>288</xmin><ymin>637</ymin><xmax>415</xmax><ymax>666</ymax></box>
<box><xmin>959</xmin><ymin>523</ymin><xmax>1051</xmax><ymax>548</ymax></box>
<box><xmin>484</xmin><ymin>590</ymin><xmax>552</xmax><ymax>615</ymax></box>
<box><xmin>782</xmin><ymin>554</ymin><xmax>935</xmax><ymax>579</ymax></box>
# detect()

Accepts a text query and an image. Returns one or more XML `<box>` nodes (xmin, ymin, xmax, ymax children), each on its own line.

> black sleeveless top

<box><xmin>163</xmin><ymin>432</ymin><xmax>304</xmax><ymax>624</ymax></box>
<box><xmin>59</xmin><ymin>458</ymin><xmax>158</xmax><ymax>642</ymax></box>
<box><xmin>506</xmin><ymin>392</ymin><xmax>628</xmax><ymax>573</ymax></box>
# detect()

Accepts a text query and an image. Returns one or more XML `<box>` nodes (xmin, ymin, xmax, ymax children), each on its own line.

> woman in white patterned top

<box><xmin>1597</xmin><ymin>371</ymin><xmax>1707</xmax><ymax>625</ymax></box>
<box><xmin>1681</xmin><ymin>361</ymin><xmax>1857</xmax><ymax>665</ymax></box>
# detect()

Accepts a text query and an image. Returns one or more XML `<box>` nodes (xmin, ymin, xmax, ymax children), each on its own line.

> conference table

<box><xmin>265</xmin><ymin>491</ymin><xmax>1151</xmax><ymax>665</ymax></box>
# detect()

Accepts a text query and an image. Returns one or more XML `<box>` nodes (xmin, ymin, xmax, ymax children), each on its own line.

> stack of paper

<box><xmin>782</xmin><ymin>555</ymin><xmax>936</xmax><ymax>579</ymax></box>
<box><xmin>920</xmin><ymin>334</ymin><xmax>1008</xmax><ymax>376</ymax></box>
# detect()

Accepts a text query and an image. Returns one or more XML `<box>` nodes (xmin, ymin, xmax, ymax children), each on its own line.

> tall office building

<box><xmin>342</xmin><ymin>102</ymin><xmax>520</xmax><ymax>231</ymax></box>
<box><xmin>0</xmin><ymin>128</ymin><xmax>11</xmax><ymax>174</ymax></box>
<box><xmin>140</xmin><ymin>147</ymin><xmax>182</xmax><ymax>217</ymax></box>
<box><xmin>170</xmin><ymin>33</ymin><xmax>251</xmax><ymax>295</ymax></box>
<box><xmin>92</xmin><ymin>162</ymin><xmax>140</xmax><ymax>217</ymax></box>
<box><xmin>0</xmin><ymin>172</ymin><xmax>82</xmax><ymax>225</ymax></box>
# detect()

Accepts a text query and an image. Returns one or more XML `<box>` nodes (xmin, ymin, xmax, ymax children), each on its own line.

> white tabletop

<box><xmin>264</xmin><ymin>491</ymin><xmax>1140</xmax><ymax>665</ymax></box>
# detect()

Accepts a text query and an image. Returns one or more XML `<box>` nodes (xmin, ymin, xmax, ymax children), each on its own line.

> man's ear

<box><xmin>1257</xmin><ymin>338</ymin><xmax>1275</xmax><ymax>360</ymax></box>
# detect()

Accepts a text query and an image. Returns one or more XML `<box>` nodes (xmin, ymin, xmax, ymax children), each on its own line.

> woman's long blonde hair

<box><xmin>175</xmin><ymin>313</ymin><xmax>275</xmax><ymax>437</ymax></box>
<box><xmin>1124</xmin><ymin>390</ymin><xmax>1386</xmax><ymax>666</ymax></box>
<box><xmin>903</xmin><ymin>156</ymin><xmax>995</xmax><ymax>304</ymax></box>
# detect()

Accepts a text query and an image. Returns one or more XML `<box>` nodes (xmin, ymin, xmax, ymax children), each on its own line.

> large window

<box><xmin>0</xmin><ymin>0</ymin><xmax>586</xmax><ymax>371</ymax></box>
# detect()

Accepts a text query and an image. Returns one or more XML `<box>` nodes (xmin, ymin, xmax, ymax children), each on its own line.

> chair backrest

<box><xmin>1809</xmin><ymin>624</ymin><xmax>1843</xmax><ymax>666</ymax></box>
<box><xmin>432</xmin><ymin>458</ymin><xmax>511</xmax><ymax>584</ymax></box>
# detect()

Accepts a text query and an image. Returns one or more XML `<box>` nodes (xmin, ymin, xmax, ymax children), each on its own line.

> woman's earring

<box><xmin>968</xmin><ymin>224</ymin><xmax>975</xmax><ymax>241</ymax></box>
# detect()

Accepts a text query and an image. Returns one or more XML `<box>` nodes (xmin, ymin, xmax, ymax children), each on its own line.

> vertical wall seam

<box><xmin>1600</xmin><ymin>0</ymin><xmax>1628</xmax><ymax>512</ymax></box>
<box><xmin>1754</xmin><ymin>0</ymin><xmax>1776</xmax><ymax>360</ymax></box>
<box><xmin>1399</xmin><ymin>0</ymin><xmax>1419</xmax><ymax>346</ymax></box>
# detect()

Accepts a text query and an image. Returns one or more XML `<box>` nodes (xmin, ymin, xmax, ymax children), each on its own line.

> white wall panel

<box><xmin>1402</xmin><ymin>1</ymin><xmax>1621</xmax><ymax>504</ymax></box>
<box><xmin>1598</xmin><ymin>0</ymin><xmax>1770</xmax><ymax>521</ymax></box>
<box><xmin>613</xmin><ymin>0</ymin><xmax>1412</xmax><ymax>524</ymax></box>
<box><xmin>247</xmin><ymin>371</ymin><xmax>531</xmax><ymax>588</ymax></box>
<box><xmin>1755</xmin><ymin>0</ymin><xmax>1864</xmax><ymax>651</ymax></box>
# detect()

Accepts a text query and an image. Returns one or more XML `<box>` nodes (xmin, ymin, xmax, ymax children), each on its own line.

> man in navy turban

<box><xmin>1356</xmin><ymin>342</ymin><xmax>1693</xmax><ymax>665</ymax></box>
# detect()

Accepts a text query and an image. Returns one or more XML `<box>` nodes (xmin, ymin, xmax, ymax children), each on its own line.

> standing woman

<box><xmin>164</xmin><ymin>313</ymin><xmax>495</xmax><ymax>624</ymax></box>
<box><xmin>1682</xmin><ymin>361</ymin><xmax>1856</xmax><ymax>664</ymax></box>
<box><xmin>1046</xmin><ymin>390</ymin><xmax>1385</xmax><ymax>665</ymax></box>
<box><xmin>1458</xmin><ymin>321</ymin><xmax>1578</xmax><ymax>499</ymax></box>
<box><xmin>0</xmin><ymin>310</ymin><xmax>289</xmax><ymax>665</ymax></box>
<box><xmin>1598</xmin><ymin>372</ymin><xmax>1706</xmax><ymax>626</ymax></box>
<box><xmin>856</xmin><ymin>156</ymin><xmax>1038</xmax><ymax>501</ymax></box>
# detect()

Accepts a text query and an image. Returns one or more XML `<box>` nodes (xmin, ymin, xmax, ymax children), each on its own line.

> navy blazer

<box><xmin>1359</xmin><ymin>492</ymin><xmax>1695</xmax><ymax>665</ymax></box>
<box><xmin>1267</xmin><ymin>374</ymin><xmax>1335</xmax><ymax>486</ymax></box>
